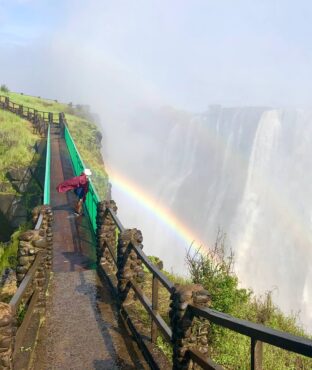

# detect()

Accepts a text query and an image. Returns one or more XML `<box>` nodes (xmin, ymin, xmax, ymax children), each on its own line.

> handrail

<box><xmin>100</xmin><ymin>205</ymin><xmax>312</xmax><ymax>369</ymax></box>
<box><xmin>105</xmin><ymin>207</ymin><xmax>174</xmax><ymax>291</ymax></box>
<box><xmin>43</xmin><ymin>124</ymin><xmax>51</xmax><ymax>205</ymax></box>
<box><xmin>64</xmin><ymin>123</ymin><xmax>100</xmax><ymax>233</ymax></box>
<box><xmin>34</xmin><ymin>213</ymin><xmax>44</xmax><ymax>230</ymax></box>
<box><xmin>130</xmin><ymin>279</ymin><xmax>172</xmax><ymax>342</ymax></box>
<box><xmin>9</xmin><ymin>252</ymin><xmax>44</xmax><ymax>311</ymax></box>
<box><xmin>0</xmin><ymin>94</ymin><xmax>58</xmax><ymax>121</ymax></box>
<box><xmin>186</xmin><ymin>349</ymin><xmax>223</xmax><ymax>370</ymax></box>
<box><xmin>130</xmin><ymin>242</ymin><xmax>174</xmax><ymax>292</ymax></box>
<box><xmin>189</xmin><ymin>305</ymin><xmax>312</xmax><ymax>358</ymax></box>
<box><xmin>106</xmin><ymin>208</ymin><xmax>125</xmax><ymax>232</ymax></box>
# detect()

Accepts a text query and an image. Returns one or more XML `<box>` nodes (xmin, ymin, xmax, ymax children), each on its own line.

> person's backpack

<box><xmin>74</xmin><ymin>187</ymin><xmax>85</xmax><ymax>198</ymax></box>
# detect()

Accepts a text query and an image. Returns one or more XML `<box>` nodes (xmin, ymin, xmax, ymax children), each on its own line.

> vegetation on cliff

<box><xmin>0</xmin><ymin>110</ymin><xmax>39</xmax><ymax>194</ymax></box>
<box><xmin>132</xmin><ymin>235</ymin><xmax>311</xmax><ymax>370</ymax></box>
<box><xmin>0</xmin><ymin>90</ymin><xmax>108</xmax><ymax>273</ymax></box>
<box><xmin>1</xmin><ymin>91</ymin><xmax>108</xmax><ymax>199</ymax></box>
<box><xmin>185</xmin><ymin>234</ymin><xmax>311</xmax><ymax>369</ymax></box>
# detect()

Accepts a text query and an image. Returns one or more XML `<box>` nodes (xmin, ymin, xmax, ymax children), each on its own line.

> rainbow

<box><xmin>105</xmin><ymin>110</ymin><xmax>312</xmax><ymax>264</ymax></box>
<box><xmin>106</xmin><ymin>165</ymin><xmax>209</xmax><ymax>253</ymax></box>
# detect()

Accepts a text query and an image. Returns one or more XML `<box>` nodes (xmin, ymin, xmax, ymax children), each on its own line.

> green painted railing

<box><xmin>64</xmin><ymin>124</ymin><xmax>100</xmax><ymax>233</ymax></box>
<box><xmin>43</xmin><ymin>124</ymin><xmax>51</xmax><ymax>205</ymax></box>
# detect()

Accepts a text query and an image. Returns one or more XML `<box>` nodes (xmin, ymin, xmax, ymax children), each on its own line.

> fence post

<box><xmin>18</xmin><ymin>105</ymin><xmax>23</xmax><ymax>117</ymax></box>
<box><xmin>0</xmin><ymin>303</ymin><xmax>15</xmax><ymax>370</ymax></box>
<box><xmin>116</xmin><ymin>229</ymin><xmax>145</xmax><ymax>304</ymax></box>
<box><xmin>59</xmin><ymin>112</ymin><xmax>65</xmax><ymax>137</ymax></box>
<box><xmin>151</xmin><ymin>274</ymin><xmax>159</xmax><ymax>343</ymax></box>
<box><xmin>251</xmin><ymin>339</ymin><xmax>263</xmax><ymax>370</ymax></box>
<box><xmin>96</xmin><ymin>200</ymin><xmax>118</xmax><ymax>271</ymax></box>
<box><xmin>169</xmin><ymin>285</ymin><xmax>211</xmax><ymax>370</ymax></box>
<box><xmin>48</xmin><ymin>112</ymin><xmax>53</xmax><ymax>125</ymax></box>
<box><xmin>4</xmin><ymin>97</ymin><xmax>9</xmax><ymax>110</ymax></box>
<box><xmin>33</xmin><ymin>110</ymin><xmax>38</xmax><ymax>133</ymax></box>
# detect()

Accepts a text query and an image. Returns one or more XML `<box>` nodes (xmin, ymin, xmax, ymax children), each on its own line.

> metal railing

<box><xmin>43</xmin><ymin>124</ymin><xmax>51</xmax><ymax>205</ymax></box>
<box><xmin>9</xmin><ymin>214</ymin><xmax>46</xmax><ymax>360</ymax></box>
<box><xmin>0</xmin><ymin>95</ymin><xmax>59</xmax><ymax>124</ymax></box>
<box><xmin>64</xmin><ymin>123</ymin><xmax>100</xmax><ymax>233</ymax></box>
<box><xmin>100</xmin><ymin>207</ymin><xmax>312</xmax><ymax>370</ymax></box>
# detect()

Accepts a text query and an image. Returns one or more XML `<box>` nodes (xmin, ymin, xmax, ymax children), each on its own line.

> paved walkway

<box><xmin>31</xmin><ymin>125</ymin><xmax>147</xmax><ymax>370</ymax></box>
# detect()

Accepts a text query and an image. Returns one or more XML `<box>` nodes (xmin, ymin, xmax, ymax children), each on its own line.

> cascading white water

<box><xmin>103</xmin><ymin>105</ymin><xmax>312</xmax><ymax>332</ymax></box>
<box><xmin>231</xmin><ymin>110</ymin><xmax>282</xmax><ymax>280</ymax></box>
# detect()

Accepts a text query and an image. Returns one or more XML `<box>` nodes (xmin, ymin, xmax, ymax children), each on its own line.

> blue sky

<box><xmin>1</xmin><ymin>1</ymin><xmax>312</xmax><ymax>112</ymax></box>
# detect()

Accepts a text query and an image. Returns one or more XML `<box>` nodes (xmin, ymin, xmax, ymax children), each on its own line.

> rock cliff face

<box><xmin>103</xmin><ymin>105</ymin><xmax>312</xmax><ymax>331</ymax></box>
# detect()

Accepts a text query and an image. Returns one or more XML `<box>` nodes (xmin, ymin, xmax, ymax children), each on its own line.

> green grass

<box><xmin>1</xmin><ymin>91</ymin><xmax>68</xmax><ymax>113</ymax></box>
<box><xmin>0</xmin><ymin>223</ymin><xmax>30</xmax><ymax>272</ymax></box>
<box><xmin>0</xmin><ymin>110</ymin><xmax>39</xmax><ymax>193</ymax></box>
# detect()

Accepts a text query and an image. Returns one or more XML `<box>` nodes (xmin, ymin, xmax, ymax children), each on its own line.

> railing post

<box><xmin>33</xmin><ymin>110</ymin><xmax>38</xmax><ymax>133</ymax></box>
<box><xmin>59</xmin><ymin>112</ymin><xmax>65</xmax><ymax>137</ymax></box>
<box><xmin>116</xmin><ymin>229</ymin><xmax>145</xmax><ymax>305</ymax></box>
<box><xmin>4</xmin><ymin>97</ymin><xmax>9</xmax><ymax>110</ymax></box>
<box><xmin>169</xmin><ymin>285</ymin><xmax>211</xmax><ymax>370</ymax></box>
<box><xmin>48</xmin><ymin>112</ymin><xmax>53</xmax><ymax>125</ymax></box>
<box><xmin>0</xmin><ymin>303</ymin><xmax>15</xmax><ymax>370</ymax></box>
<box><xmin>251</xmin><ymin>338</ymin><xmax>263</xmax><ymax>370</ymax></box>
<box><xmin>96</xmin><ymin>200</ymin><xmax>118</xmax><ymax>271</ymax></box>
<box><xmin>151</xmin><ymin>274</ymin><xmax>159</xmax><ymax>343</ymax></box>
<box><xmin>18</xmin><ymin>105</ymin><xmax>23</xmax><ymax>117</ymax></box>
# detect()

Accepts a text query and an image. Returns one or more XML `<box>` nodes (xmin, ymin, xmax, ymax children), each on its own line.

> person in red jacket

<box><xmin>56</xmin><ymin>168</ymin><xmax>92</xmax><ymax>216</ymax></box>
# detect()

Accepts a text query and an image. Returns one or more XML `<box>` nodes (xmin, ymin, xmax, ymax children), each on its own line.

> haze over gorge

<box><xmin>102</xmin><ymin>104</ymin><xmax>312</xmax><ymax>333</ymax></box>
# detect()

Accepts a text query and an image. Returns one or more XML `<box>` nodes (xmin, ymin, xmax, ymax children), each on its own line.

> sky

<box><xmin>1</xmin><ymin>0</ymin><xmax>312</xmax><ymax>112</ymax></box>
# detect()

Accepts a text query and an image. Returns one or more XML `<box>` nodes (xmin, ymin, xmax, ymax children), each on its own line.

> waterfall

<box><xmin>103</xmin><ymin>105</ymin><xmax>312</xmax><ymax>332</ymax></box>
<box><xmin>231</xmin><ymin>110</ymin><xmax>282</xmax><ymax>272</ymax></box>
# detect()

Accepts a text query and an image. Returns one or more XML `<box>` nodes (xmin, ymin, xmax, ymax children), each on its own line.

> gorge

<box><xmin>102</xmin><ymin>104</ymin><xmax>312</xmax><ymax>333</ymax></box>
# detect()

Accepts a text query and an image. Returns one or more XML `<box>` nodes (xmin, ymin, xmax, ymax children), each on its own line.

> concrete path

<box><xmin>31</xmin><ymin>125</ymin><xmax>147</xmax><ymax>370</ymax></box>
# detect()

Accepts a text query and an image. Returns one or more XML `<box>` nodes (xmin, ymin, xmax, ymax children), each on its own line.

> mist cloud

<box><xmin>1</xmin><ymin>1</ymin><xmax>312</xmax><ymax>110</ymax></box>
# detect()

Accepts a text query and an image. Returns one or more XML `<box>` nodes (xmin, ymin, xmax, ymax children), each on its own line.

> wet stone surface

<box><xmin>30</xmin><ymin>127</ymin><xmax>148</xmax><ymax>369</ymax></box>
<box><xmin>31</xmin><ymin>271</ymin><xmax>147</xmax><ymax>370</ymax></box>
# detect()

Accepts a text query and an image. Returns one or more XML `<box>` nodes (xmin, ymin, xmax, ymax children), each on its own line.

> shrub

<box><xmin>0</xmin><ymin>84</ymin><xmax>9</xmax><ymax>93</ymax></box>
<box><xmin>185</xmin><ymin>230</ymin><xmax>312</xmax><ymax>369</ymax></box>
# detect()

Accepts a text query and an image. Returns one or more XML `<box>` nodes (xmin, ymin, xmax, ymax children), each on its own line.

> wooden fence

<box><xmin>0</xmin><ymin>95</ymin><xmax>59</xmax><ymax>136</ymax></box>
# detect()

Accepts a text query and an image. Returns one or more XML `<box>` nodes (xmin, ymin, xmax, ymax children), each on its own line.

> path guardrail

<box><xmin>0</xmin><ymin>206</ymin><xmax>53</xmax><ymax>369</ymax></box>
<box><xmin>0</xmin><ymin>95</ymin><xmax>59</xmax><ymax>125</ymax></box>
<box><xmin>63</xmin><ymin>120</ymin><xmax>100</xmax><ymax>233</ymax></box>
<box><xmin>97</xmin><ymin>205</ymin><xmax>312</xmax><ymax>370</ymax></box>
<box><xmin>43</xmin><ymin>124</ymin><xmax>51</xmax><ymax>205</ymax></box>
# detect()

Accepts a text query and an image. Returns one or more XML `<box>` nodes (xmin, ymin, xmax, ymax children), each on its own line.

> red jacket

<box><xmin>56</xmin><ymin>173</ymin><xmax>89</xmax><ymax>202</ymax></box>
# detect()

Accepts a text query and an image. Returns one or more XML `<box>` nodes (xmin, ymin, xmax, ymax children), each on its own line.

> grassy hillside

<box><xmin>1</xmin><ymin>91</ymin><xmax>108</xmax><ymax>198</ymax></box>
<box><xmin>0</xmin><ymin>90</ymin><xmax>108</xmax><ymax>274</ymax></box>
<box><xmin>0</xmin><ymin>109</ymin><xmax>39</xmax><ymax>194</ymax></box>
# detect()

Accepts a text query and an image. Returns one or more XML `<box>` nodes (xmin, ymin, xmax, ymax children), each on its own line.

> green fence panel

<box><xmin>43</xmin><ymin>125</ymin><xmax>51</xmax><ymax>205</ymax></box>
<box><xmin>64</xmin><ymin>124</ymin><xmax>100</xmax><ymax>234</ymax></box>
